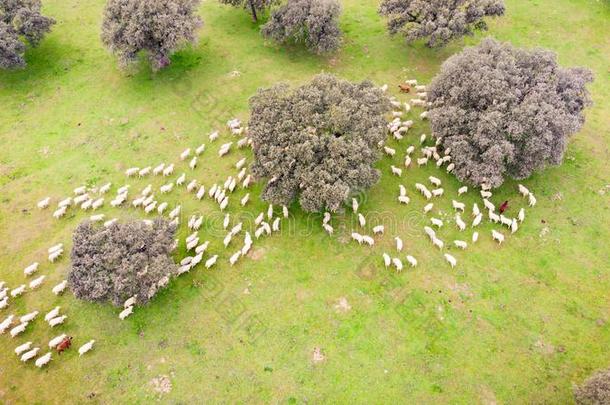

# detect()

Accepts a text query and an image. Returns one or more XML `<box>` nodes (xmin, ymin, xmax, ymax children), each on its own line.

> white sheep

<box><xmin>511</xmin><ymin>219</ymin><xmax>519</xmax><ymax>234</ymax></box>
<box><xmin>10</xmin><ymin>322</ymin><xmax>28</xmax><ymax>337</ymax></box>
<box><xmin>189</xmin><ymin>156</ymin><xmax>198</xmax><ymax>170</ymax></box>
<box><xmin>481</xmin><ymin>190</ymin><xmax>492</xmax><ymax>199</ymax></box>
<box><xmin>472</xmin><ymin>231</ymin><xmax>479</xmax><ymax>243</ymax></box>
<box><xmin>432</xmin><ymin>188</ymin><xmax>444</xmax><ymax>197</ymax></box>
<box><xmin>518</xmin><ymin>208</ymin><xmax>525</xmax><ymax>223</ymax></box>
<box><xmin>528</xmin><ymin>193</ymin><xmax>537</xmax><ymax>207</ymax></box>
<box><xmin>20</xmin><ymin>311</ymin><xmax>38</xmax><ymax>323</ymax></box>
<box><xmin>417</xmin><ymin>157</ymin><xmax>428</xmax><ymax>167</ymax></box>
<box><xmin>162</xmin><ymin>163</ymin><xmax>175</xmax><ymax>177</ymax></box>
<box><xmin>444</xmin><ymin>253</ymin><xmax>457</xmax><ymax>268</ymax></box>
<box><xmin>229</xmin><ymin>251</ymin><xmax>241</xmax><ymax>266</ymax></box>
<box><xmin>35</xmin><ymin>352</ymin><xmax>52</xmax><ymax>368</ymax></box>
<box><xmin>58</xmin><ymin>197</ymin><xmax>72</xmax><ymax>208</ymax></box>
<box><xmin>395</xmin><ymin>236</ymin><xmax>403</xmax><ymax>252</ymax></box>
<box><xmin>24</xmin><ymin>262</ymin><xmax>39</xmax><ymax>277</ymax></box>
<box><xmin>446</xmin><ymin>163</ymin><xmax>455</xmax><ymax>173</ymax></box>
<box><xmin>52</xmin><ymin>280</ymin><xmax>67</xmax><ymax>295</ymax></box>
<box><xmin>472</xmin><ymin>203</ymin><xmax>481</xmax><ymax>217</ymax></box>
<box><xmin>74</xmin><ymin>186</ymin><xmax>87</xmax><ymax>195</ymax></box>
<box><xmin>455</xmin><ymin>214</ymin><xmax>466</xmax><ymax>231</ymax></box>
<box><xmin>429</xmin><ymin>176</ymin><xmax>441</xmax><ymax>187</ymax></box>
<box><xmin>195</xmin><ymin>143</ymin><xmax>206</xmax><ymax>155</ymax></box>
<box><xmin>124</xmin><ymin>296</ymin><xmax>137</xmax><ymax>308</ymax></box>
<box><xmin>15</xmin><ymin>341</ymin><xmax>32</xmax><ymax>355</ymax></box>
<box><xmin>37</xmin><ymin>197</ymin><xmax>51</xmax><ymax>209</ymax></box>
<box><xmin>492</xmin><ymin>230</ymin><xmax>505</xmax><ymax>244</ymax></box>
<box><xmin>452</xmin><ymin>200</ymin><xmax>466</xmax><ymax>212</ymax></box>
<box><xmin>382</xmin><ymin>253</ymin><xmax>391</xmax><ymax>268</ymax></box>
<box><xmin>489</xmin><ymin>211</ymin><xmax>500</xmax><ymax>223</ymax></box>
<box><xmin>323</xmin><ymin>223</ymin><xmax>334</xmax><ymax>235</ymax></box>
<box><xmin>21</xmin><ymin>347</ymin><xmax>40</xmax><ymax>362</ymax></box>
<box><xmin>362</xmin><ymin>235</ymin><xmax>375</xmax><ymax>246</ymax></box>
<box><xmin>384</xmin><ymin>146</ymin><xmax>396</xmax><ymax>157</ymax></box>
<box><xmin>52</xmin><ymin>206</ymin><xmax>67</xmax><ymax>219</ymax></box>
<box><xmin>392</xmin><ymin>257</ymin><xmax>403</xmax><ymax>272</ymax></box>
<box><xmin>432</xmin><ymin>237</ymin><xmax>444</xmax><ymax>250</ymax></box>
<box><xmin>119</xmin><ymin>306</ymin><xmax>133</xmax><ymax>320</ymax></box>
<box><xmin>45</xmin><ymin>307</ymin><xmax>60</xmax><ymax>322</ymax></box>
<box><xmin>472</xmin><ymin>213</ymin><xmax>483</xmax><ymax>227</ymax></box>
<box><xmin>423</xmin><ymin>203</ymin><xmax>434</xmax><ymax>213</ymax></box>
<box><xmin>358</xmin><ymin>213</ymin><xmax>366</xmax><ymax>228</ymax></box>
<box><xmin>138</xmin><ymin>166</ymin><xmax>151</xmax><ymax>177</ymax></box>
<box><xmin>424</xmin><ymin>226</ymin><xmax>436</xmax><ymax>239</ymax></box>
<box><xmin>372</xmin><ymin>225</ymin><xmax>384</xmax><ymax>235</ymax></box>
<box><xmin>457</xmin><ymin>186</ymin><xmax>468</xmax><ymax>196</ymax></box>
<box><xmin>406</xmin><ymin>255</ymin><xmax>417</xmax><ymax>267</ymax></box>
<box><xmin>153</xmin><ymin>163</ymin><xmax>165</xmax><ymax>175</ymax></box>
<box><xmin>11</xmin><ymin>285</ymin><xmax>26</xmax><ymax>297</ymax></box>
<box><xmin>454</xmin><ymin>240</ymin><xmax>468</xmax><ymax>250</ymax></box>
<box><xmin>48</xmin><ymin>315</ymin><xmax>67</xmax><ymax>327</ymax></box>
<box><xmin>283</xmin><ymin>205</ymin><xmax>289</xmax><ymax>218</ymax></box>
<box><xmin>267</xmin><ymin>204</ymin><xmax>274</xmax><ymax>219</ymax></box>
<box><xmin>99</xmin><ymin>182</ymin><xmax>112</xmax><ymax>194</ymax></box>
<box><xmin>79</xmin><ymin>340</ymin><xmax>95</xmax><ymax>356</ymax></box>
<box><xmin>0</xmin><ymin>297</ymin><xmax>7</xmax><ymax>309</ymax></box>
<box><xmin>219</xmin><ymin>197</ymin><xmax>229</xmax><ymax>211</ymax></box>
<box><xmin>180</xmin><ymin>148</ymin><xmax>191</xmax><ymax>161</ymax></box>
<box><xmin>483</xmin><ymin>199</ymin><xmax>495</xmax><ymax>212</ymax></box>
<box><xmin>125</xmin><ymin>167</ymin><xmax>139</xmax><ymax>177</ymax></box>
<box><xmin>29</xmin><ymin>276</ymin><xmax>45</xmax><ymax>289</ymax></box>
<box><xmin>1</xmin><ymin>315</ymin><xmax>15</xmax><ymax>333</ymax></box>
<box><xmin>518</xmin><ymin>184</ymin><xmax>530</xmax><ymax>197</ymax></box>
<box><xmin>205</xmin><ymin>255</ymin><xmax>218</xmax><ymax>269</ymax></box>
<box><xmin>351</xmin><ymin>232</ymin><xmax>363</xmax><ymax>244</ymax></box>
<box><xmin>431</xmin><ymin>218</ymin><xmax>443</xmax><ymax>228</ymax></box>
<box><xmin>391</xmin><ymin>165</ymin><xmax>403</xmax><ymax>177</ymax></box>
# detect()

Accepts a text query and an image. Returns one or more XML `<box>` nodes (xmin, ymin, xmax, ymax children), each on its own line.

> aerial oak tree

<box><xmin>261</xmin><ymin>0</ymin><xmax>342</xmax><ymax>54</ymax></box>
<box><xmin>574</xmin><ymin>367</ymin><xmax>610</xmax><ymax>405</ymax></box>
<box><xmin>101</xmin><ymin>0</ymin><xmax>203</xmax><ymax>71</ymax></box>
<box><xmin>219</xmin><ymin>0</ymin><xmax>277</xmax><ymax>22</ymax></box>
<box><xmin>428</xmin><ymin>38</ymin><xmax>593</xmax><ymax>188</ymax></box>
<box><xmin>248</xmin><ymin>74</ymin><xmax>391</xmax><ymax>213</ymax></box>
<box><xmin>69</xmin><ymin>219</ymin><xmax>178</xmax><ymax>307</ymax></box>
<box><xmin>0</xmin><ymin>0</ymin><xmax>55</xmax><ymax>69</ymax></box>
<box><xmin>379</xmin><ymin>0</ymin><xmax>505</xmax><ymax>48</ymax></box>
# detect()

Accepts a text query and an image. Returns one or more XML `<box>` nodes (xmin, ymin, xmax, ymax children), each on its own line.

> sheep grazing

<box><xmin>242</xmin><ymin>175</ymin><xmax>252</xmax><ymax>188</ymax></box>
<box><xmin>472</xmin><ymin>231</ymin><xmax>479</xmax><ymax>243</ymax></box>
<box><xmin>180</xmin><ymin>148</ymin><xmax>191</xmax><ymax>161</ymax></box>
<box><xmin>48</xmin><ymin>315</ymin><xmax>67</xmax><ymax>327</ymax></box>
<box><xmin>323</xmin><ymin>212</ymin><xmax>331</xmax><ymax>225</ymax></box>
<box><xmin>119</xmin><ymin>306</ymin><xmax>133</xmax><ymax>320</ymax></box>
<box><xmin>457</xmin><ymin>186</ymin><xmax>468</xmax><ymax>196</ymax></box>
<box><xmin>28</xmin><ymin>275</ymin><xmax>45</xmax><ymax>289</ymax></box>
<box><xmin>472</xmin><ymin>203</ymin><xmax>481</xmax><ymax>217</ymax></box>
<box><xmin>404</xmin><ymin>155</ymin><xmax>412</xmax><ymax>167</ymax></box>
<box><xmin>21</xmin><ymin>347</ymin><xmax>40</xmax><ymax>362</ymax></box>
<box><xmin>406</xmin><ymin>255</ymin><xmax>417</xmax><ymax>267</ymax></box>
<box><xmin>500</xmin><ymin>215</ymin><xmax>512</xmax><ymax>227</ymax></box>
<box><xmin>528</xmin><ymin>193</ymin><xmax>537</xmax><ymax>207</ymax></box>
<box><xmin>219</xmin><ymin>197</ymin><xmax>229</xmax><ymax>211</ymax></box>
<box><xmin>431</xmin><ymin>237</ymin><xmax>444</xmax><ymax>250</ymax></box>
<box><xmin>0</xmin><ymin>297</ymin><xmax>7</xmax><ymax>309</ymax></box>
<box><xmin>481</xmin><ymin>190</ymin><xmax>493</xmax><ymax>199</ymax></box>
<box><xmin>416</xmin><ymin>157</ymin><xmax>428</xmax><ymax>168</ymax></box>
<box><xmin>35</xmin><ymin>352</ymin><xmax>52</xmax><ymax>368</ymax></box>
<box><xmin>452</xmin><ymin>200</ymin><xmax>466</xmax><ymax>212</ymax></box>
<box><xmin>79</xmin><ymin>340</ymin><xmax>95</xmax><ymax>356</ymax></box>
<box><xmin>391</xmin><ymin>165</ymin><xmax>403</xmax><ymax>177</ymax></box>
<box><xmin>189</xmin><ymin>156</ymin><xmax>198</xmax><ymax>170</ymax></box>
<box><xmin>162</xmin><ymin>163</ymin><xmax>175</xmax><ymax>177</ymax></box>
<box><xmin>424</xmin><ymin>226</ymin><xmax>436</xmax><ymax>240</ymax></box>
<box><xmin>205</xmin><ymin>255</ymin><xmax>218</xmax><ymax>269</ymax></box>
<box><xmin>518</xmin><ymin>208</ymin><xmax>525</xmax><ymax>223</ymax></box>
<box><xmin>379</xmin><ymin>253</ymin><xmax>390</xmax><ymax>268</ymax></box>
<box><xmin>454</xmin><ymin>240</ymin><xmax>468</xmax><ymax>250</ymax></box>
<box><xmin>282</xmin><ymin>205</ymin><xmax>289</xmax><ymax>219</ymax></box>
<box><xmin>518</xmin><ymin>184</ymin><xmax>530</xmax><ymax>197</ymax></box>
<box><xmin>124</xmin><ymin>296</ymin><xmax>137</xmax><ymax>308</ymax></box>
<box><xmin>472</xmin><ymin>213</ymin><xmax>483</xmax><ymax>227</ymax></box>
<box><xmin>10</xmin><ymin>322</ymin><xmax>28</xmax><ymax>337</ymax></box>
<box><xmin>125</xmin><ymin>167</ymin><xmax>139</xmax><ymax>177</ymax></box>
<box><xmin>24</xmin><ymin>262</ymin><xmax>39</xmax><ymax>277</ymax></box>
<box><xmin>489</xmin><ymin>211</ymin><xmax>500</xmax><ymax>223</ymax></box>
<box><xmin>48</xmin><ymin>249</ymin><xmax>63</xmax><ymax>263</ymax></box>
<box><xmin>510</xmin><ymin>219</ymin><xmax>519</xmax><ymax>234</ymax></box>
<box><xmin>15</xmin><ymin>341</ymin><xmax>33</xmax><ymax>355</ymax></box>
<box><xmin>398</xmin><ymin>195</ymin><xmax>410</xmax><ymax>205</ymax></box>
<box><xmin>446</xmin><ymin>163</ymin><xmax>455</xmax><ymax>173</ymax></box>
<box><xmin>1</xmin><ymin>314</ymin><xmax>15</xmax><ymax>333</ymax></box>
<box><xmin>429</xmin><ymin>176</ymin><xmax>441</xmax><ymax>187</ymax></box>
<box><xmin>58</xmin><ymin>197</ymin><xmax>72</xmax><ymax>208</ymax></box>
<box><xmin>99</xmin><ymin>182</ymin><xmax>112</xmax><ymax>194</ymax></box>
<box><xmin>392</xmin><ymin>258</ymin><xmax>403</xmax><ymax>272</ymax></box>
<box><xmin>492</xmin><ymin>230</ymin><xmax>505</xmax><ymax>244</ymax></box>
<box><xmin>53</xmin><ymin>206</ymin><xmax>67</xmax><ymax>219</ymax></box>
<box><xmin>169</xmin><ymin>205</ymin><xmax>181</xmax><ymax>219</ymax></box>
<box><xmin>483</xmin><ymin>199</ymin><xmax>495</xmax><ymax>212</ymax></box>
<box><xmin>362</xmin><ymin>235</ymin><xmax>375</xmax><ymax>246</ymax></box>
<box><xmin>432</xmin><ymin>188</ymin><xmax>444</xmax><ymax>197</ymax></box>
<box><xmin>267</xmin><ymin>204</ymin><xmax>274</xmax><ymax>219</ymax></box>
<box><xmin>229</xmin><ymin>251</ymin><xmax>241</xmax><ymax>266</ymax></box>
<box><xmin>383</xmin><ymin>146</ymin><xmax>396</xmax><ymax>157</ymax></box>
<box><xmin>372</xmin><ymin>225</ymin><xmax>384</xmax><ymax>235</ymax></box>
<box><xmin>80</xmin><ymin>199</ymin><xmax>93</xmax><ymax>210</ymax></box>
<box><xmin>357</xmin><ymin>213</ymin><xmax>366</xmax><ymax>228</ymax></box>
<box><xmin>52</xmin><ymin>280</ymin><xmax>67</xmax><ymax>295</ymax></box>
<box><xmin>153</xmin><ymin>163</ymin><xmax>165</xmax><ymax>175</ymax></box>
<box><xmin>351</xmin><ymin>232</ymin><xmax>363</xmax><ymax>244</ymax></box>
<box><xmin>218</xmin><ymin>142</ymin><xmax>233</xmax><ymax>157</ymax></box>
<box><xmin>209</xmin><ymin>130</ymin><xmax>219</xmax><ymax>141</ymax></box>
<box><xmin>444</xmin><ymin>253</ymin><xmax>457</xmax><ymax>268</ymax></box>
<box><xmin>11</xmin><ymin>285</ymin><xmax>26</xmax><ymax>297</ymax></box>
<box><xmin>431</xmin><ymin>218</ymin><xmax>443</xmax><ymax>228</ymax></box>
<box><xmin>37</xmin><ymin>197</ymin><xmax>51</xmax><ymax>209</ymax></box>
<box><xmin>20</xmin><ymin>311</ymin><xmax>38</xmax><ymax>323</ymax></box>
<box><xmin>74</xmin><ymin>186</ymin><xmax>87</xmax><ymax>195</ymax></box>
<box><xmin>423</xmin><ymin>203</ymin><xmax>434</xmax><ymax>214</ymax></box>
<box><xmin>45</xmin><ymin>307</ymin><xmax>60</xmax><ymax>322</ymax></box>
<box><xmin>395</xmin><ymin>236</ymin><xmax>403</xmax><ymax>252</ymax></box>
<box><xmin>323</xmin><ymin>223</ymin><xmax>334</xmax><ymax>235</ymax></box>
<box><xmin>455</xmin><ymin>214</ymin><xmax>466</xmax><ymax>231</ymax></box>
<box><xmin>138</xmin><ymin>166</ymin><xmax>151</xmax><ymax>177</ymax></box>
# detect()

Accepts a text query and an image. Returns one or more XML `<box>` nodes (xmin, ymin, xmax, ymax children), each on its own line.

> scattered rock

<box><xmin>539</xmin><ymin>227</ymin><xmax>550</xmax><ymax>238</ymax></box>
<box><xmin>333</xmin><ymin>297</ymin><xmax>351</xmax><ymax>313</ymax></box>
<box><xmin>312</xmin><ymin>347</ymin><xmax>325</xmax><ymax>364</ymax></box>
<box><xmin>552</xmin><ymin>192</ymin><xmax>563</xmax><ymax>201</ymax></box>
<box><xmin>533</xmin><ymin>338</ymin><xmax>555</xmax><ymax>355</ymax></box>
<box><xmin>119</xmin><ymin>117</ymin><xmax>129</xmax><ymax>126</ymax></box>
<box><xmin>598</xmin><ymin>185</ymin><xmax>610</xmax><ymax>195</ymax></box>
<box><xmin>150</xmin><ymin>375</ymin><xmax>172</xmax><ymax>394</ymax></box>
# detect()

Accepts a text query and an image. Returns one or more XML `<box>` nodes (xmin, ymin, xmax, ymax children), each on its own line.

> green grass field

<box><xmin>0</xmin><ymin>0</ymin><xmax>609</xmax><ymax>403</ymax></box>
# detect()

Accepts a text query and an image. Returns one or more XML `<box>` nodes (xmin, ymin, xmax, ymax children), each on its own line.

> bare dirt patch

<box><xmin>312</xmin><ymin>347</ymin><xmax>325</xmax><ymax>364</ymax></box>
<box><xmin>248</xmin><ymin>248</ymin><xmax>266</xmax><ymax>261</ymax></box>
<box><xmin>333</xmin><ymin>297</ymin><xmax>352</xmax><ymax>313</ymax></box>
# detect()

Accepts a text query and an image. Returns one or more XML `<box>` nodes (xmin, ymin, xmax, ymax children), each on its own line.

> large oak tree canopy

<box><xmin>248</xmin><ymin>74</ymin><xmax>391</xmax><ymax>213</ymax></box>
<box><xmin>379</xmin><ymin>0</ymin><xmax>505</xmax><ymax>48</ymax></box>
<box><xmin>101</xmin><ymin>0</ymin><xmax>203</xmax><ymax>71</ymax></box>
<box><xmin>0</xmin><ymin>0</ymin><xmax>55</xmax><ymax>69</ymax></box>
<box><xmin>428</xmin><ymin>38</ymin><xmax>593</xmax><ymax>188</ymax></box>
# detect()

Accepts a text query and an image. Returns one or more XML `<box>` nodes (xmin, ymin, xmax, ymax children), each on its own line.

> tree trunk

<box><xmin>248</xmin><ymin>0</ymin><xmax>258</xmax><ymax>22</ymax></box>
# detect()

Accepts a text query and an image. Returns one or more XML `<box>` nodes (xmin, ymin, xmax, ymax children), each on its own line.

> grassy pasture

<box><xmin>0</xmin><ymin>0</ymin><xmax>608</xmax><ymax>403</ymax></box>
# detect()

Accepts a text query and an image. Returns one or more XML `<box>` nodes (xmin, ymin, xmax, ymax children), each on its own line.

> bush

<box><xmin>575</xmin><ymin>368</ymin><xmax>610</xmax><ymax>405</ymax></box>
<box><xmin>68</xmin><ymin>219</ymin><xmax>178</xmax><ymax>307</ymax></box>
<box><xmin>0</xmin><ymin>0</ymin><xmax>55</xmax><ymax>69</ymax></box>
<box><xmin>261</xmin><ymin>0</ymin><xmax>342</xmax><ymax>54</ymax></box>
<box><xmin>248</xmin><ymin>73</ymin><xmax>391</xmax><ymax>212</ymax></box>
<box><xmin>428</xmin><ymin>38</ymin><xmax>593</xmax><ymax>188</ymax></box>
<box><xmin>101</xmin><ymin>0</ymin><xmax>203</xmax><ymax>71</ymax></box>
<box><xmin>379</xmin><ymin>0</ymin><xmax>504</xmax><ymax>48</ymax></box>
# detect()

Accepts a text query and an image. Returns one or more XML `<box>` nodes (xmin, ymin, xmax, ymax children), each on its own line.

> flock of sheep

<box><xmin>1</xmin><ymin>78</ymin><xmax>536</xmax><ymax>370</ymax></box>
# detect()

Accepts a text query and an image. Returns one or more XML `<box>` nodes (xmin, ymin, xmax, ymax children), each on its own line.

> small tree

<box><xmin>219</xmin><ymin>0</ymin><xmax>277</xmax><ymax>23</ymax></box>
<box><xmin>101</xmin><ymin>0</ymin><xmax>203</xmax><ymax>71</ymax></box>
<box><xmin>378</xmin><ymin>0</ymin><xmax>505</xmax><ymax>48</ymax></box>
<box><xmin>248</xmin><ymin>73</ymin><xmax>391</xmax><ymax>213</ymax></box>
<box><xmin>261</xmin><ymin>0</ymin><xmax>342</xmax><ymax>54</ymax></box>
<box><xmin>575</xmin><ymin>368</ymin><xmax>610</xmax><ymax>405</ymax></box>
<box><xmin>0</xmin><ymin>0</ymin><xmax>55</xmax><ymax>69</ymax></box>
<box><xmin>428</xmin><ymin>38</ymin><xmax>593</xmax><ymax>188</ymax></box>
<box><xmin>68</xmin><ymin>219</ymin><xmax>178</xmax><ymax>307</ymax></box>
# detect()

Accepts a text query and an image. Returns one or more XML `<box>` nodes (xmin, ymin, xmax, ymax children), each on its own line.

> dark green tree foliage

<box><xmin>0</xmin><ymin>0</ymin><xmax>55</xmax><ymax>69</ymax></box>
<box><xmin>428</xmin><ymin>38</ymin><xmax>593</xmax><ymax>188</ymax></box>
<box><xmin>218</xmin><ymin>0</ymin><xmax>277</xmax><ymax>22</ymax></box>
<box><xmin>248</xmin><ymin>74</ymin><xmax>391</xmax><ymax>213</ymax></box>
<box><xmin>68</xmin><ymin>219</ymin><xmax>178</xmax><ymax>307</ymax></box>
<box><xmin>101</xmin><ymin>0</ymin><xmax>203</xmax><ymax>71</ymax></box>
<box><xmin>575</xmin><ymin>368</ymin><xmax>610</xmax><ymax>405</ymax></box>
<box><xmin>378</xmin><ymin>0</ymin><xmax>504</xmax><ymax>48</ymax></box>
<box><xmin>261</xmin><ymin>0</ymin><xmax>342</xmax><ymax>54</ymax></box>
